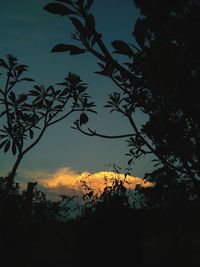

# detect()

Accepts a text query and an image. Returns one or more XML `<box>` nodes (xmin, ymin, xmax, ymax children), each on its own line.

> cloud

<box><xmin>21</xmin><ymin>167</ymin><xmax>153</xmax><ymax>199</ymax></box>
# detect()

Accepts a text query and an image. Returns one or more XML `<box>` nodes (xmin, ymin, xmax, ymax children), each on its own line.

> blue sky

<box><xmin>0</xmin><ymin>0</ymin><xmax>154</xmax><ymax>183</ymax></box>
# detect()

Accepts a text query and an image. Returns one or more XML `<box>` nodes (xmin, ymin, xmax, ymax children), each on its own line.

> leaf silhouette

<box><xmin>80</xmin><ymin>113</ymin><xmax>89</xmax><ymax>126</ymax></box>
<box><xmin>20</xmin><ymin>78</ymin><xmax>35</xmax><ymax>82</ymax></box>
<box><xmin>86</xmin><ymin>14</ymin><xmax>95</xmax><ymax>38</ymax></box>
<box><xmin>128</xmin><ymin>158</ymin><xmax>133</xmax><ymax>165</ymax></box>
<box><xmin>0</xmin><ymin>139</ymin><xmax>8</xmax><ymax>150</ymax></box>
<box><xmin>0</xmin><ymin>58</ymin><xmax>9</xmax><ymax>69</ymax></box>
<box><xmin>70</xmin><ymin>17</ymin><xmax>85</xmax><ymax>37</ymax></box>
<box><xmin>111</xmin><ymin>40</ymin><xmax>133</xmax><ymax>56</ymax></box>
<box><xmin>44</xmin><ymin>3</ymin><xmax>73</xmax><ymax>16</ymax></box>
<box><xmin>29</xmin><ymin>129</ymin><xmax>34</xmax><ymax>139</ymax></box>
<box><xmin>9</xmin><ymin>92</ymin><xmax>16</xmax><ymax>102</ymax></box>
<box><xmin>51</xmin><ymin>44</ymin><xmax>85</xmax><ymax>55</ymax></box>
<box><xmin>56</xmin><ymin>0</ymin><xmax>72</xmax><ymax>3</ymax></box>
<box><xmin>12</xmin><ymin>141</ymin><xmax>17</xmax><ymax>155</ymax></box>
<box><xmin>4</xmin><ymin>140</ymin><xmax>10</xmax><ymax>153</ymax></box>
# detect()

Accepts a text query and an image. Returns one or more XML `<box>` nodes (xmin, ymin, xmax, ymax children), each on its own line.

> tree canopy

<box><xmin>44</xmin><ymin>0</ymin><xmax>200</xmax><ymax>203</ymax></box>
<box><xmin>0</xmin><ymin>55</ymin><xmax>95</xmax><ymax>190</ymax></box>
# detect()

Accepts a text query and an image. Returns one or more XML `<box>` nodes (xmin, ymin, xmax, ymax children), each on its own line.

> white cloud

<box><xmin>20</xmin><ymin>167</ymin><xmax>153</xmax><ymax>199</ymax></box>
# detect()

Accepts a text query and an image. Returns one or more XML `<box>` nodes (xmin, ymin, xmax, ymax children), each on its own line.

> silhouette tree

<box><xmin>44</xmin><ymin>0</ymin><xmax>200</xmax><ymax>200</ymax></box>
<box><xmin>0</xmin><ymin>54</ymin><xmax>96</xmax><ymax>191</ymax></box>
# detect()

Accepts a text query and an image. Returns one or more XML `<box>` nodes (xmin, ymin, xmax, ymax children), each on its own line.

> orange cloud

<box><xmin>22</xmin><ymin>167</ymin><xmax>153</xmax><ymax>198</ymax></box>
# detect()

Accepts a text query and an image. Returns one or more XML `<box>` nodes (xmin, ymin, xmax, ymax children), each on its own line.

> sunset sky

<box><xmin>0</xmin><ymin>0</ymin><xmax>154</xmax><ymax>195</ymax></box>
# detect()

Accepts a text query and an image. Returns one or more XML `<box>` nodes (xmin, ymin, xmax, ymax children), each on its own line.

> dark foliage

<box><xmin>0</xmin><ymin>55</ymin><xmax>95</xmax><ymax>191</ymax></box>
<box><xmin>44</xmin><ymin>0</ymin><xmax>200</xmax><ymax>203</ymax></box>
<box><xmin>1</xmin><ymin>1</ymin><xmax>200</xmax><ymax>266</ymax></box>
<box><xmin>1</xmin><ymin>174</ymin><xmax>200</xmax><ymax>266</ymax></box>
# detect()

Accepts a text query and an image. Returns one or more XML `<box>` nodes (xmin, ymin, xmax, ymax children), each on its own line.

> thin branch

<box><xmin>46</xmin><ymin>94</ymin><xmax>72</xmax><ymax>124</ymax></box>
<box><xmin>22</xmin><ymin>125</ymin><xmax>47</xmax><ymax>155</ymax></box>
<box><xmin>23</xmin><ymin>114</ymin><xmax>45</xmax><ymax>133</ymax></box>
<box><xmin>93</xmin><ymin>32</ymin><xmax>113</xmax><ymax>61</ymax></box>
<box><xmin>47</xmin><ymin>109</ymin><xmax>76</xmax><ymax>127</ymax></box>
<box><xmin>7</xmin><ymin>79</ymin><xmax>19</xmax><ymax>94</ymax></box>
<box><xmin>92</xmin><ymin>31</ymin><xmax>138</xmax><ymax>82</ymax></box>
<box><xmin>77</xmin><ymin>126</ymin><xmax>136</xmax><ymax>139</ymax></box>
<box><xmin>109</xmin><ymin>74</ymin><xmax>130</xmax><ymax>95</ymax></box>
<box><xmin>128</xmin><ymin>115</ymin><xmax>191</xmax><ymax>176</ymax></box>
<box><xmin>0</xmin><ymin>111</ymin><xmax>7</xmax><ymax>119</ymax></box>
<box><xmin>85</xmin><ymin>43</ymin><xmax>106</xmax><ymax>62</ymax></box>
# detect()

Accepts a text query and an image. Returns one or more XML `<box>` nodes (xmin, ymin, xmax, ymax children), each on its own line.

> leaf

<box><xmin>0</xmin><ymin>110</ymin><xmax>7</xmax><ymax>117</ymax></box>
<box><xmin>35</xmin><ymin>99</ymin><xmax>44</xmax><ymax>108</ymax></box>
<box><xmin>29</xmin><ymin>129</ymin><xmax>34</xmax><ymax>139</ymax></box>
<box><xmin>91</xmin><ymin>36</ymin><xmax>96</xmax><ymax>47</ymax></box>
<box><xmin>70</xmin><ymin>48</ymin><xmax>86</xmax><ymax>55</ymax></box>
<box><xmin>9</xmin><ymin>81</ymin><xmax>16</xmax><ymax>86</ymax></box>
<box><xmin>153</xmin><ymin>162</ymin><xmax>162</xmax><ymax>167</ymax></box>
<box><xmin>43</xmin><ymin>3</ymin><xmax>73</xmax><ymax>16</ymax></box>
<box><xmin>114</xmin><ymin>75</ymin><xmax>122</xmax><ymax>82</ymax></box>
<box><xmin>29</xmin><ymin>90</ymin><xmax>40</xmax><ymax>96</ymax></box>
<box><xmin>86</xmin><ymin>14</ymin><xmax>95</xmax><ymax>38</ymax></box>
<box><xmin>111</xmin><ymin>40</ymin><xmax>133</xmax><ymax>56</ymax></box>
<box><xmin>80</xmin><ymin>112</ymin><xmax>89</xmax><ymax>126</ymax></box>
<box><xmin>16</xmin><ymin>64</ymin><xmax>28</xmax><ymax>70</ymax></box>
<box><xmin>4</xmin><ymin>140</ymin><xmax>10</xmax><ymax>153</ymax></box>
<box><xmin>70</xmin><ymin>17</ymin><xmax>85</xmax><ymax>37</ymax></box>
<box><xmin>51</xmin><ymin>44</ymin><xmax>71</xmax><ymax>52</ymax></box>
<box><xmin>128</xmin><ymin>158</ymin><xmax>133</xmax><ymax>165</ymax></box>
<box><xmin>16</xmin><ymin>65</ymin><xmax>28</xmax><ymax>76</ymax></box>
<box><xmin>0</xmin><ymin>58</ymin><xmax>8</xmax><ymax>69</ymax></box>
<box><xmin>51</xmin><ymin>44</ymin><xmax>85</xmax><ymax>55</ymax></box>
<box><xmin>59</xmin><ymin>88</ymin><xmax>69</xmax><ymax>96</ymax></box>
<box><xmin>18</xmin><ymin>94</ymin><xmax>27</xmax><ymax>103</ymax></box>
<box><xmin>9</xmin><ymin>91</ymin><xmax>16</xmax><ymax>102</ymax></box>
<box><xmin>34</xmin><ymin>85</ymin><xmax>42</xmax><ymax>91</ymax></box>
<box><xmin>20</xmin><ymin>78</ymin><xmax>35</xmax><ymax>82</ymax></box>
<box><xmin>56</xmin><ymin>0</ymin><xmax>72</xmax><ymax>3</ymax></box>
<box><xmin>46</xmin><ymin>85</ymin><xmax>54</xmax><ymax>94</ymax></box>
<box><xmin>0</xmin><ymin>139</ymin><xmax>8</xmax><ymax>150</ymax></box>
<box><xmin>12</xmin><ymin>141</ymin><xmax>17</xmax><ymax>155</ymax></box>
<box><xmin>86</xmin><ymin>109</ymin><xmax>97</xmax><ymax>113</ymax></box>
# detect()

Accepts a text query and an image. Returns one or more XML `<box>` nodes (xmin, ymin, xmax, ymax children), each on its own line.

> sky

<box><xmin>0</xmin><ymin>0</ymin><xmax>154</xmax><ymax>196</ymax></box>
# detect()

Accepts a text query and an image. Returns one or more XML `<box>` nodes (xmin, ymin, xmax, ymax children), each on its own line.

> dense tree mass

<box><xmin>132</xmin><ymin>0</ymin><xmax>200</xmax><ymax>190</ymax></box>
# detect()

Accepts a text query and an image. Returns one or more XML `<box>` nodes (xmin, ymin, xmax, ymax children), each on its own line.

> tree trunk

<box><xmin>5</xmin><ymin>154</ymin><xmax>23</xmax><ymax>192</ymax></box>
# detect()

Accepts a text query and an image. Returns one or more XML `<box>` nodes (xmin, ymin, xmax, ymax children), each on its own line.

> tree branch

<box><xmin>76</xmin><ymin>126</ymin><xmax>136</xmax><ymax>139</ymax></box>
<box><xmin>128</xmin><ymin>115</ymin><xmax>192</xmax><ymax>176</ymax></box>
<box><xmin>47</xmin><ymin>109</ymin><xmax>76</xmax><ymax>127</ymax></box>
<box><xmin>22</xmin><ymin>125</ymin><xmax>47</xmax><ymax>155</ymax></box>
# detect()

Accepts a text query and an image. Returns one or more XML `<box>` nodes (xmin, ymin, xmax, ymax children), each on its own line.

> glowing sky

<box><xmin>0</xmin><ymin>0</ymin><xmax>154</xmax><ymax>187</ymax></box>
<box><xmin>19</xmin><ymin>167</ymin><xmax>153</xmax><ymax>199</ymax></box>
